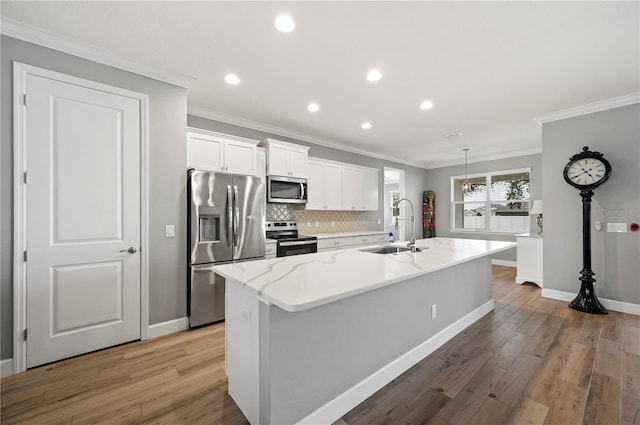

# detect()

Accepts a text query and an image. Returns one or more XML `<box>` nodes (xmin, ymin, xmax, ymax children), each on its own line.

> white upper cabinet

<box><xmin>307</xmin><ymin>159</ymin><xmax>342</xmax><ymax>210</ymax></box>
<box><xmin>256</xmin><ymin>147</ymin><xmax>266</xmax><ymax>180</ymax></box>
<box><xmin>187</xmin><ymin>128</ymin><xmax>257</xmax><ymax>175</ymax></box>
<box><xmin>360</xmin><ymin>168</ymin><xmax>379</xmax><ymax>210</ymax></box>
<box><xmin>342</xmin><ymin>165</ymin><xmax>378</xmax><ymax>211</ymax></box>
<box><xmin>261</xmin><ymin>138</ymin><xmax>309</xmax><ymax>178</ymax></box>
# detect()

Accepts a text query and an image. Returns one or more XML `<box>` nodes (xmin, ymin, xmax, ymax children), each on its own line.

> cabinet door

<box><xmin>324</xmin><ymin>163</ymin><xmax>343</xmax><ymax>210</ymax></box>
<box><xmin>267</xmin><ymin>143</ymin><xmax>290</xmax><ymax>176</ymax></box>
<box><xmin>361</xmin><ymin>169</ymin><xmax>379</xmax><ymax>210</ymax></box>
<box><xmin>342</xmin><ymin>166</ymin><xmax>361</xmax><ymax>210</ymax></box>
<box><xmin>187</xmin><ymin>132</ymin><xmax>224</xmax><ymax>171</ymax></box>
<box><xmin>289</xmin><ymin>146</ymin><xmax>308</xmax><ymax>178</ymax></box>
<box><xmin>306</xmin><ymin>160</ymin><xmax>325</xmax><ymax>210</ymax></box>
<box><xmin>225</xmin><ymin>139</ymin><xmax>256</xmax><ymax>175</ymax></box>
<box><xmin>256</xmin><ymin>149</ymin><xmax>266</xmax><ymax>179</ymax></box>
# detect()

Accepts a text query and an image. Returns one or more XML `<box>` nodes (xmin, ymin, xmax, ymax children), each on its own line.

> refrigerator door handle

<box><xmin>233</xmin><ymin>185</ymin><xmax>240</xmax><ymax>247</ymax></box>
<box><xmin>226</xmin><ymin>185</ymin><xmax>233</xmax><ymax>247</ymax></box>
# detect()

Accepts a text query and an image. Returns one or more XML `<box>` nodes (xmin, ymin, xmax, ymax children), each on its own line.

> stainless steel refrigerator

<box><xmin>187</xmin><ymin>169</ymin><xmax>265</xmax><ymax>327</ymax></box>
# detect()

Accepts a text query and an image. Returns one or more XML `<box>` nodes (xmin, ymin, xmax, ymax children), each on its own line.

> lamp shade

<box><xmin>530</xmin><ymin>200</ymin><xmax>543</xmax><ymax>215</ymax></box>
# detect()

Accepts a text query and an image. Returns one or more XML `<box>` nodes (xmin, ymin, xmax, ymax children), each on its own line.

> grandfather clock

<box><xmin>562</xmin><ymin>146</ymin><xmax>612</xmax><ymax>315</ymax></box>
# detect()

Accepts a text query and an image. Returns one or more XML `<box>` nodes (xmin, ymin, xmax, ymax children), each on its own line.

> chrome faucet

<box><xmin>394</xmin><ymin>198</ymin><xmax>416</xmax><ymax>252</ymax></box>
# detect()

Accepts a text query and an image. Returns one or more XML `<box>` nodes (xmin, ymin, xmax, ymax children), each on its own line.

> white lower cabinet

<box><xmin>317</xmin><ymin>233</ymin><xmax>388</xmax><ymax>252</ymax></box>
<box><xmin>516</xmin><ymin>233</ymin><xmax>543</xmax><ymax>287</ymax></box>
<box><xmin>317</xmin><ymin>236</ymin><xmax>354</xmax><ymax>252</ymax></box>
<box><xmin>265</xmin><ymin>240</ymin><xmax>277</xmax><ymax>259</ymax></box>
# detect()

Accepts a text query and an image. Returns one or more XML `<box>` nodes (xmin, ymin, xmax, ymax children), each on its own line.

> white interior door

<box><xmin>24</xmin><ymin>72</ymin><xmax>141</xmax><ymax>368</ymax></box>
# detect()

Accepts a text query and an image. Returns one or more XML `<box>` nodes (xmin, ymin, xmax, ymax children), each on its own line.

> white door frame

<box><xmin>12</xmin><ymin>62</ymin><xmax>150</xmax><ymax>374</ymax></box>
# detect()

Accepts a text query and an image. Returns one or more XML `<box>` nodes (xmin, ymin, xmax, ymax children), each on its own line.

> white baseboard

<box><xmin>298</xmin><ymin>299</ymin><xmax>495</xmax><ymax>425</ymax></box>
<box><xmin>147</xmin><ymin>317</ymin><xmax>189</xmax><ymax>339</ymax></box>
<box><xmin>1</xmin><ymin>358</ymin><xmax>14</xmax><ymax>378</ymax></box>
<box><xmin>492</xmin><ymin>259</ymin><xmax>516</xmax><ymax>267</ymax></box>
<box><xmin>541</xmin><ymin>289</ymin><xmax>640</xmax><ymax>316</ymax></box>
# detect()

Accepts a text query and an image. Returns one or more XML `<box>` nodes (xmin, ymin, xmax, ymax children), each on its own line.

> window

<box><xmin>451</xmin><ymin>168</ymin><xmax>530</xmax><ymax>234</ymax></box>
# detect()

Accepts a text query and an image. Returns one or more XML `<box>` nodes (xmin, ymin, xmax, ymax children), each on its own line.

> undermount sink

<box><xmin>359</xmin><ymin>246</ymin><xmax>412</xmax><ymax>254</ymax></box>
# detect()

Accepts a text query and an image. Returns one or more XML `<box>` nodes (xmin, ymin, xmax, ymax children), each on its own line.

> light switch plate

<box><xmin>165</xmin><ymin>224</ymin><xmax>175</xmax><ymax>237</ymax></box>
<box><xmin>607</xmin><ymin>223</ymin><xmax>627</xmax><ymax>233</ymax></box>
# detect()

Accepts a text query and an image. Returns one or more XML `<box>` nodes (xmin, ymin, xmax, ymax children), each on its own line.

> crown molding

<box><xmin>0</xmin><ymin>17</ymin><xmax>196</xmax><ymax>89</ymax></box>
<box><xmin>422</xmin><ymin>147</ymin><xmax>542</xmax><ymax>170</ymax></box>
<box><xmin>187</xmin><ymin>105</ymin><xmax>428</xmax><ymax>169</ymax></box>
<box><xmin>535</xmin><ymin>92</ymin><xmax>640</xmax><ymax>124</ymax></box>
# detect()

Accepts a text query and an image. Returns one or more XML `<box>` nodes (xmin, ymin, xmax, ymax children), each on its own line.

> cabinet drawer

<box><xmin>317</xmin><ymin>237</ymin><xmax>353</xmax><ymax>250</ymax></box>
<box><xmin>265</xmin><ymin>242</ymin><xmax>277</xmax><ymax>258</ymax></box>
<box><xmin>353</xmin><ymin>234</ymin><xmax>388</xmax><ymax>246</ymax></box>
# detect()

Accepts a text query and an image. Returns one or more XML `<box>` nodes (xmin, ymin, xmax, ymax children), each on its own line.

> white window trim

<box><xmin>450</xmin><ymin>167</ymin><xmax>531</xmax><ymax>234</ymax></box>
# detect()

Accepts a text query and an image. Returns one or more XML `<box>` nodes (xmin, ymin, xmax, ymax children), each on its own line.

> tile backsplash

<box><xmin>266</xmin><ymin>204</ymin><xmax>368</xmax><ymax>233</ymax></box>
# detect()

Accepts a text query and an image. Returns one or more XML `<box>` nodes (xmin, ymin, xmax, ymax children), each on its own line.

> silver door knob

<box><xmin>120</xmin><ymin>247</ymin><xmax>137</xmax><ymax>254</ymax></box>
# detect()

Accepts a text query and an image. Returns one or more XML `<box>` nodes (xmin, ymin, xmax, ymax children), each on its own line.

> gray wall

<box><xmin>1</xmin><ymin>36</ymin><xmax>188</xmax><ymax>360</ymax></box>
<box><xmin>187</xmin><ymin>115</ymin><xmax>429</xmax><ymax>239</ymax></box>
<box><xmin>424</xmin><ymin>153</ymin><xmax>543</xmax><ymax>262</ymax></box>
<box><xmin>541</xmin><ymin>104</ymin><xmax>639</xmax><ymax>304</ymax></box>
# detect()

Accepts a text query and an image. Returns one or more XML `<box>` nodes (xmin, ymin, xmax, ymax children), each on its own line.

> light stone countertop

<box><xmin>213</xmin><ymin>237</ymin><xmax>516</xmax><ymax>312</ymax></box>
<box><xmin>301</xmin><ymin>230</ymin><xmax>389</xmax><ymax>238</ymax></box>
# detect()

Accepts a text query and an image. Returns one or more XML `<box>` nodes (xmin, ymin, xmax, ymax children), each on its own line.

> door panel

<box><xmin>232</xmin><ymin>175</ymin><xmax>265</xmax><ymax>260</ymax></box>
<box><xmin>25</xmin><ymin>73</ymin><xmax>141</xmax><ymax>368</ymax></box>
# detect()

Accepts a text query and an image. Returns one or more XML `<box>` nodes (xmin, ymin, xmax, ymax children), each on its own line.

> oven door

<box><xmin>277</xmin><ymin>240</ymin><xmax>318</xmax><ymax>257</ymax></box>
<box><xmin>268</xmin><ymin>176</ymin><xmax>308</xmax><ymax>204</ymax></box>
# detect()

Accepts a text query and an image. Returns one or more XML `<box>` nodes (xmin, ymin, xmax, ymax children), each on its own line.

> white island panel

<box><xmin>215</xmin><ymin>237</ymin><xmax>516</xmax><ymax>425</ymax></box>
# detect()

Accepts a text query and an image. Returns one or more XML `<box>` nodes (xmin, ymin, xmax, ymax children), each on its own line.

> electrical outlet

<box><xmin>165</xmin><ymin>225</ymin><xmax>175</xmax><ymax>238</ymax></box>
<box><xmin>307</xmin><ymin>220</ymin><xmax>311</xmax><ymax>227</ymax></box>
<box><xmin>431</xmin><ymin>304</ymin><xmax>437</xmax><ymax>319</ymax></box>
<box><xmin>331</xmin><ymin>220</ymin><xmax>335</xmax><ymax>227</ymax></box>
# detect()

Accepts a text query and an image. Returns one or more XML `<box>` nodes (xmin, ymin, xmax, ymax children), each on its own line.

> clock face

<box><xmin>564</xmin><ymin>156</ymin><xmax>611</xmax><ymax>188</ymax></box>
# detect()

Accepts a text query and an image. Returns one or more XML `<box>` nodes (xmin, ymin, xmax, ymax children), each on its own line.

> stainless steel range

<box><xmin>266</xmin><ymin>221</ymin><xmax>317</xmax><ymax>257</ymax></box>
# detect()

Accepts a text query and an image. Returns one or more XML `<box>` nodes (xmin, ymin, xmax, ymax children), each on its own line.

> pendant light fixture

<box><xmin>462</xmin><ymin>148</ymin><xmax>470</xmax><ymax>193</ymax></box>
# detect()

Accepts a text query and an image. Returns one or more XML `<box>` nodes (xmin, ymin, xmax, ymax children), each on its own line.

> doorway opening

<box><xmin>383</xmin><ymin>167</ymin><xmax>407</xmax><ymax>241</ymax></box>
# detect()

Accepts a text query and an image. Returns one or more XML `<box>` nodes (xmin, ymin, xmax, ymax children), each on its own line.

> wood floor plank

<box><xmin>505</xmin><ymin>397</ymin><xmax>549</xmax><ymax>425</ymax></box>
<box><xmin>583</xmin><ymin>372</ymin><xmax>620</xmax><ymax>425</ymax></box>
<box><xmin>430</xmin><ymin>350</ymin><xmax>493</xmax><ymax>398</ymax></box>
<box><xmin>621</xmin><ymin>395</ymin><xmax>640</xmax><ymax>425</ymax></box>
<box><xmin>593</xmin><ymin>337</ymin><xmax>622</xmax><ymax>379</ymax></box>
<box><xmin>622</xmin><ymin>352</ymin><xmax>640</xmax><ymax>401</ymax></box>
<box><xmin>544</xmin><ymin>380</ymin><xmax>588</xmax><ymax>425</ymax></box>
<box><xmin>561</xmin><ymin>342</ymin><xmax>597</xmax><ymax>388</ymax></box>
<box><xmin>624</xmin><ymin>325</ymin><xmax>640</xmax><ymax>355</ymax></box>
<box><xmin>490</xmin><ymin>352</ymin><xmax>541</xmax><ymax>407</ymax></box>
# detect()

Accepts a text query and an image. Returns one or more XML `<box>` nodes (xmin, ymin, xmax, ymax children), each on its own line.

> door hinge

<box><xmin>23</xmin><ymin>94</ymin><xmax>28</xmax><ymax>107</ymax></box>
<box><xmin>23</xmin><ymin>250</ymin><xmax>27</xmax><ymax>262</ymax></box>
<box><xmin>23</xmin><ymin>171</ymin><xmax>27</xmax><ymax>184</ymax></box>
<box><xmin>23</xmin><ymin>329</ymin><xmax>27</xmax><ymax>341</ymax></box>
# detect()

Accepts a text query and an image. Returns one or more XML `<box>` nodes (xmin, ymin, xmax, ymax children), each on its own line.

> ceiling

<box><xmin>2</xmin><ymin>1</ymin><xmax>638</xmax><ymax>168</ymax></box>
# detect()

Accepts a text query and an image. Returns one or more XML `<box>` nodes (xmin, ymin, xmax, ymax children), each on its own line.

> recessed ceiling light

<box><xmin>420</xmin><ymin>100</ymin><xmax>434</xmax><ymax>110</ymax></box>
<box><xmin>445</xmin><ymin>132</ymin><xmax>463</xmax><ymax>138</ymax></box>
<box><xmin>307</xmin><ymin>102</ymin><xmax>320</xmax><ymax>112</ymax></box>
<box><xmin>275</xmin><ymin>15</ymin><xmax>295</xmax><ymax>32</ymax></box>
<box><xmin>224</xmin><ymin>74</ymin><xmax>240</xmax><ymax>85</ymax></box>
<box><xmin>366</xmin><ymin>69</ymin><xmax>382</xmax><ymax>82</ymax></box>
<box><xmin>361</xmin><ymin>122</ymin><xmax>372</xmax><ymax>130</ymax></box>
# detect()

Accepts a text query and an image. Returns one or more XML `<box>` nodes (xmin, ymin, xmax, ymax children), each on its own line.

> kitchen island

<box><xmin>213</xmin><ymin>237</ymin><xmax>516</xmax><ymax>425</ymax></box>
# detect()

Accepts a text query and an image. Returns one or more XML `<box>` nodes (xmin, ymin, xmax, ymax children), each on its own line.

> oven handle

<box><xmin>279</xmin><ymin>240</ymin><xmax>317</xmax><ymax>247</ymax></box>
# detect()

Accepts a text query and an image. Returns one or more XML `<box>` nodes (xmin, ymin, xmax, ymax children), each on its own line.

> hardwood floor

<box><xmin>2</xmin><ymin>266</ymin><xmax>638</xmax><ymax>424</ymax></box>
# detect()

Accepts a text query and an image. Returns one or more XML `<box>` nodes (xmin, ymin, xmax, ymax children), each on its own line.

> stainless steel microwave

<box><xmin>267</xmin><ymin>175</ymin><xmax>308</xmax><ymax>204</ymax></box>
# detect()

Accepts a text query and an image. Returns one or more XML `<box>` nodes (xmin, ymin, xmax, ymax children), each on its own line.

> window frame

<box><xmin>450</xmin><ymin>167</ymin><xmax>531</xmax><ymax>235</ymax></box>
